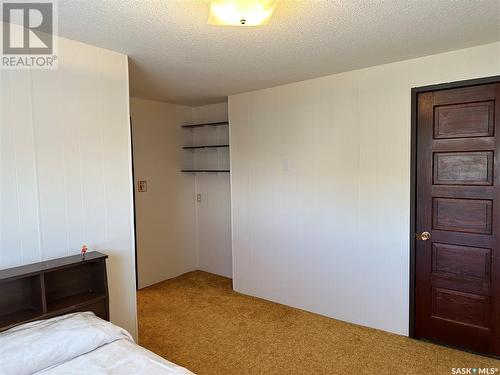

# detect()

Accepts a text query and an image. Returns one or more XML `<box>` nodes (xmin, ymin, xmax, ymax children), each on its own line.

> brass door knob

<box><xmin>416</xmin><ymin>231</ymin><xmax>431</xmax><ymax>241</ymax></box>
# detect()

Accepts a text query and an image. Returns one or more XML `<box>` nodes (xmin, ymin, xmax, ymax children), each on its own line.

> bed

<box><xmin>0</xmin><ymin>252</ymin><xmax>194</xmax><ymax>375</ymax></box>
<box><xmin>0</xmin><ymin>311</ymin><xmax>194</xmax><ymax>374</ymax></box>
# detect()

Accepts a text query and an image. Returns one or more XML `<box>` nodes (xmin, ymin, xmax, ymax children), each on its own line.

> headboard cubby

<box><xmin>0</xmin><ymin>251</ymin><xmax>108</xmax><ymax>332</ymax></box>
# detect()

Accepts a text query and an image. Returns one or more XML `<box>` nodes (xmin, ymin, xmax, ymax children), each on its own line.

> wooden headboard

<box><xmin>0</xmin><ymin>251</ymin><xmax>109</xmax><ymax>332</ymax></box>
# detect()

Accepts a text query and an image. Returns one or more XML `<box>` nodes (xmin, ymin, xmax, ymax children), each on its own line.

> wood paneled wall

<box><xmin>0</xmin><ymin>37</ymin><xmax>137</xmax><ymax>338</ymax></box>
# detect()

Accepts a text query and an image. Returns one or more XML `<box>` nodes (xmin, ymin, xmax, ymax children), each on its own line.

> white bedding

<box><xmin>0</xmin><ymin>312</ymin><xmax>194</xmax><ymax>375</ymax></box>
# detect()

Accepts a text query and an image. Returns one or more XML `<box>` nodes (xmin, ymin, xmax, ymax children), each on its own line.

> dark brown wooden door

<box><xmin>415</xmin><ymin>82</ymin><xmax>500</xmax><ymax>355</ymax></box>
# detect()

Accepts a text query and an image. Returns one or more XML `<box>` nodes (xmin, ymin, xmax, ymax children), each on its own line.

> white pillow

<box><xmin>0</xmin><ymin>312</ymin><xmax>132</xmax><ymax>375</ymax></box>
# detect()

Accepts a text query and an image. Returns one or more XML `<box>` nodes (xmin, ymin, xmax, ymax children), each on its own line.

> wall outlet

<box><xmin>197</xmin><ymin>193</ymin><xmax>202</xmax><ymax>203</ymax></box>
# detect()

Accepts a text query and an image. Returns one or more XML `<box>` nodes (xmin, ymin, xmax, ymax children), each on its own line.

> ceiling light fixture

<box><xmin>208</xmin><ymin>0</ymin><xmax>277</xmax><ymax>26</ymax></box>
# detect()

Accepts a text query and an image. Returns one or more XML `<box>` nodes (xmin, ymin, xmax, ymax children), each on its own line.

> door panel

<box><xmin>415</xmin><ymin>82</ymin><xmax>500</xmax><ymax>356</ymax></box>
<box><xmin>432</xmin><ymin>198</ymin><xmax>492</xmax><ymax>234</ymax></box>
<box><xmin>434</xmin><ymin>101</ymin><xmax>495</xmax><ymax>139</ymax></box>
<box><xmin>433</xmin><ymin>151</ymin><xmax>493</xmax><ymax>185</ymax></box>
<box><xmin>431</xmin><ymin>288</ymin><xmax>490</xmax><ymax>328</ymax></box>
<box><xmin>431</xmin><ymin>243</ymin><xmax>490</xmax><ymax>280</ymax></box>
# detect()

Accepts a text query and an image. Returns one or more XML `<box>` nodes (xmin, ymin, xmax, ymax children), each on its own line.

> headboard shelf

<box><xmin>47</xmin><ymin>292</ymin><xmax>106</xmax><ymax>313</ymax></box>
<box><xmin>0</xmin><ymin>251</ymin><xmax>107</xmax><ymax>281</ymax></box>
<box><xmin>0</xmin><ymin>251</ymin><xmax>108</xmax><ymax>332</ymax></box>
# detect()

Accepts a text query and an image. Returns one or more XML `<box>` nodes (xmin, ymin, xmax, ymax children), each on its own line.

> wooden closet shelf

<box><xmin>183</xmin><ymin>145</ymin><xmax>229</xmax><ymax>149</ymax></box>
<box><xmin>181</xmin><ymin>170</ymin><xmax>230</xmax><ymax>173</ymax></box>
<box><xmin>181</xmin><ymin>122</ymin><xmax>229</xmax><ymax>128</ymax></box>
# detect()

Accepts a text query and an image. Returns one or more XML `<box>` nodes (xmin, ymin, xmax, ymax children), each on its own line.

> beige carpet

<box><xmin>137</xmin><ymin>271</ymin><xmax>499</xmax><ymax>375</ymax></box>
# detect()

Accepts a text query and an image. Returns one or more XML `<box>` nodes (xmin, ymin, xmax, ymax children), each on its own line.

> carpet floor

<box><xmin>137</xmin><ymin>271</ymin><xmax>500</xmax><ymax>375</ymax></box>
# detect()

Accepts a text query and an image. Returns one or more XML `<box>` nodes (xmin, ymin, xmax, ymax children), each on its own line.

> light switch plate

<box><xmin>138</xmin><ymin>180</ymin><xmax>147</xmax><ymax>192</ymax></box>
<box><xmin>281</xmin><ymin>158</ymin><xmax>289</xmax><ymax>171</ymax></box>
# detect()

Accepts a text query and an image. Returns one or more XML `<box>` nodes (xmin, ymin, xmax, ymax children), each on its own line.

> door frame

<box><xmin>409</xmin><ymin>75</ymin><xmax>500</xmax><ymax>339</ymax></box>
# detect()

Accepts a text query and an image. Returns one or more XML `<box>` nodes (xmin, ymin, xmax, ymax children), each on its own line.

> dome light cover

<box><xmin>208</xmin><ymin>0</ymin><xmax>277</xmax><ymax>26</ymax></box>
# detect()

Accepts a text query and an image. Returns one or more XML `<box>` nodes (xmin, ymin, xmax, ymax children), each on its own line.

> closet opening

<box><xmin>129</xmin><ymin>98</ymin><xmax>233</xmax><ymax>344</ymax></box>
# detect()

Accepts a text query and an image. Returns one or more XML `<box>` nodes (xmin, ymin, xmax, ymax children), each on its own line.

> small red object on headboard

<box><xmin>81</xmin><ymin>244</ymin><xmax>88</xmax><ymax>259</ymax></box>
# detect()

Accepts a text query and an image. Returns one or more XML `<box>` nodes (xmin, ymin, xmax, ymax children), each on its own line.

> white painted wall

<box><xmin>192</xmin><ymin>103</ymin><xmax>232</xmax><ymax>278</ymax></box>
<box><xmin>130</xmin><ymin>98</ymin><xmax>197</xmax><ymax>289</ymax></box>
<box><xmin>130</xmin><ymin>100</ymin><xmax>232</xmax><ymax>286</ymax></box>
<box><xmin>229</xmin><ymin>42</ymin><xmax>500</xmax><ymax>336</ymax></box>
<box><xmin>0</xmin><ymin>36</ymin><xmax>137</xmax><ymax>339</ymax></box>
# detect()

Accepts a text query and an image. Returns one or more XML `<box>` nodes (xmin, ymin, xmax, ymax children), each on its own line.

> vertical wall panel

<box><xmin>196</xmin><ymin>173</ymin><xmax>232</xmax><ymax>277</ymax></box>
<box><xmin>192</xmin><ymin>102</ymin><xmax>233</xmax><ymax>278</ymax></box>
<box><xmin>58</xmin><ymin>48</ymin><xmax>86</xmax><ymax>254</ymax></box>
<box><xmin>31</xmin><ymin>69</ymin><xmax>68</xmax><ymax>260</ymax></box>
<box><xmin>130</xmin><ymin>98</ymin><xmax>197</xmax><ymax>289</ymax></box>
<box><xmin>1</xmin><ymin>71</ymin><xmax>42</xmax><ymax>266</ymax></box>
<box><xmin>70</xmin><ymin>48</ymin><xmax>107</xmax><ymax>252</ymax></box>
<box><xmin>11</xmin><ymin>72</ymin><xmax>42</xmax><ymax>265</ymax></box>
<box><xmin>97</xmin><ymin>49</ymin><xmax>137</xmax><ymax>333</ymax></box>
<box><xmin>1</xmin><ymin>72</ymin><xmax>24</xmax><ymax>267</ymax></box>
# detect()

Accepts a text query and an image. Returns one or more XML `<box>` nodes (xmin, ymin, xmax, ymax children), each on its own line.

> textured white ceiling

<box><xmin>58</xmin><ymin>0</ymin><xmax>500</xmax><ymax>105</ymax></box>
